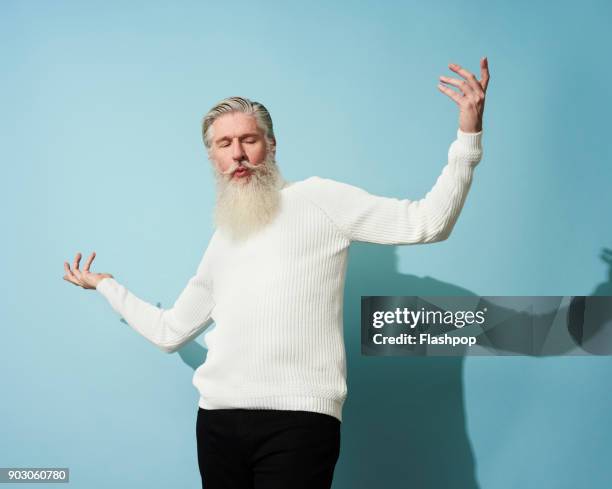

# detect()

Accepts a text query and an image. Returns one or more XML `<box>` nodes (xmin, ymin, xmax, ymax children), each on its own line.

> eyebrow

<box><xmin>215</xmin><ymin>132</ymin><xmax>261</xmax><ymax>143</ymax></box>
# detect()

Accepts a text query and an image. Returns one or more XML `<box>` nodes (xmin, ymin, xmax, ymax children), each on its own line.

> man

<box><xmin>63</xmin><ymin>58</ymin><xmax>490</xmax><ymax>489</ymax></box>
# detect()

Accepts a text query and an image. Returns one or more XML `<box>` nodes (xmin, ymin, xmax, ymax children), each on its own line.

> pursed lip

<box><xmin>233</xmin><ymin>167</ymin><xmax>251</xmax><ymax>178</ymax></box>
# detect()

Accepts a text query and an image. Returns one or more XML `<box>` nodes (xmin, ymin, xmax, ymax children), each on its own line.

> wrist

<box><xmin>95</xmin><ymin>276</ymin><xmax>113</xmax><ymax>290</ymax></box>
<box><xmin>454</xmin><ymin>129</ymin><xmax>483</xmax><ymax>163</ymax></box>
<box><xmin>459</xmin><ymin>126</ymin><xmax>482</xmax><ymax>134</ymax></box>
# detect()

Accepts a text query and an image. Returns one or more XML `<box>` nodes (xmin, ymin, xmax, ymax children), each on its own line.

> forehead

<box><xmin>211</xmin><ymin>112</ymin><xmax>262</xmax><ymax>141</ymax></box>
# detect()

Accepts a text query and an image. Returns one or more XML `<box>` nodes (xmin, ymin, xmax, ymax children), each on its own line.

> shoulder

<box><xmin>285</xmin><ymin>176</ymin><xmax>372</xmax><ymax>230</ymax></box>
<box><xmin>281</xmin><ymin>177</ymin><xmax>354</xmax><ymax>237</ymax></box>
<box><xmin>196</xmin><ymin>231</ymin><xmax>223</xmax><ymax>271</ymax></box>
<box><xmin>287</xmin><ymin>176</ymin><xmax>365</xmax><ymax>198</ymax></box>
<box><xmin>284</xmin><ymin>175</ymin><xmax>330</xmax><ymax>190</ymax></box>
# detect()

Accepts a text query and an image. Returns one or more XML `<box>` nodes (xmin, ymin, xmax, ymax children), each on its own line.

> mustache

<box><xmin>219</xmin><ymin>159</ymin><xmax>261</xmax><ymax>176</ymax></box>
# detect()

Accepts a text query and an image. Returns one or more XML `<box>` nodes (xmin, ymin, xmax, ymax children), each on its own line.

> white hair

<box><xmin>202</xmin><ymin>96</ymin><xmax>275</xmax><ymax>152</ymax></box>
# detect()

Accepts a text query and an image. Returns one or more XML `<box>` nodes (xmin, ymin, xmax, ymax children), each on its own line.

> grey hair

<box><xmin>201</xmin><ymin>96</ymin><xmax>275</xmax><ymax>150</ymax></box>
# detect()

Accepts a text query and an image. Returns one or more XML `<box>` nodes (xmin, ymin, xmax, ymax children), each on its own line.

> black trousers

<box><xmin>196</xmin><ymin>407</ymin><xmax>341</xmax><ymax>489</ymax></box>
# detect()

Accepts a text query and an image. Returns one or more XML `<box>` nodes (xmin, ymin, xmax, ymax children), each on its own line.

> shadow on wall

<box><xmin>338</xmin><ymin>244</ymin><xmax>612</xmax><ymax>489</ymax></box>
<box><xmin>338</xmin><ymin>243</ymin><xmax>479</xmax><ymax>489</ymax></box>
<box><xmin>169</xmin><ymin>244</ymin><xmax>612</xmax><ymax>489</ymax></box>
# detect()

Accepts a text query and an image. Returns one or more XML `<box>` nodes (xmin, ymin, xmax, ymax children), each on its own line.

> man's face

<box><xmin>209</xmin><ymin>111</ymin><xmax>273</xmax><ymax>183</ymax></box>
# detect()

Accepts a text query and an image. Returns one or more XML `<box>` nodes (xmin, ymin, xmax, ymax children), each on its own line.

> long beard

<box><xmin>212</xmin><ymin>153</ymin><xmax>284</xmax><ymax>241</ymax></box>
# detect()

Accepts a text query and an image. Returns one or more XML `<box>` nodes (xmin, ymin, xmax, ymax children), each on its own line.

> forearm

<box><xmin>427</xmin><ymin>129</ymin><xmax>483</xmax><ymax>241</ymax></box>
<box><xmin>96</xmin><ymin>277</ymin><xmax>214</xmax><ymax>353</ymax></box>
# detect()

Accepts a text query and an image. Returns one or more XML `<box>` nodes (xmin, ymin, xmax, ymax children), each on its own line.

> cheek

<box><xmin>211</xmin><ymin>153</ymin><xmax>231</xmax><ymax>172</ymax></box>
<box><xmin>250</xmin><ymin>144</ymin><xmax>268</xmax><ymax>164</ymax></box>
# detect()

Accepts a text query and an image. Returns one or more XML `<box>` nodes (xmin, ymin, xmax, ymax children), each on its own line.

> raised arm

<box><xmin>300</xmin><ymin>129</ymin><xmax>483</xmax><ymax>245</ymax></box>
<box><xmin>299</xmin><ymin>57</ymin><xmax>490</xmax><ymax>245</ymax></box>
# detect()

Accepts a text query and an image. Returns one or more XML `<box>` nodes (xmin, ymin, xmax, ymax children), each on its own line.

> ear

<box><xmin>268</xmin><ymin>137</ymin><xmax>277</xmax><ymax>154</ymax></box>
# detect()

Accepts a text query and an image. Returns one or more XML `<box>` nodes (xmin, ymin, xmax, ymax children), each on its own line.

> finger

<box><xmin>448</xmin><ymin>63</ymin><xmax>483</xmax><ymax>95</ymax></box>
<box><xmin>83</xmin><ymin>251</ymin><xmax>96</xmax><ymax>272</ymax></box>
<box><xmin>64</xmin><ymin>262</ymin><xmax>79</xmax><ymax>284</ymax></box>
<box><xmin>439</xmin><ymin>76</ymin><xmax>475</xmax><ymax>97</ymax></box>
<box><xmin>480</xmin><ymin>57</ymin><xmax>490</xmax><ymax>92</ymax></box>
<box><xmin>438</xmin><ymin>83</ymin><xmax>463</xmax><ymax>105</ymax></box>
<box><xmin>73</xmin><ymin>252</ymin><xmax>82</xmax><ymax>272</ymax></box>
<box><xmin>63</xmin><ymin>275</ymin><xmax>79</xmax><ymax>286</ymax></box>
<box><xmin>64</xmin><ymin>261</ymin><xmax>76</xmax><ymax>279</ymax></box>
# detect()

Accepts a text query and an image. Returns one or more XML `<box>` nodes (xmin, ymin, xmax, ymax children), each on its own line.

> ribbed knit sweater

<box><xmin>96</xmin><ymin>128</ymin><xmax>483</xmax><ymax>422</ymax></box>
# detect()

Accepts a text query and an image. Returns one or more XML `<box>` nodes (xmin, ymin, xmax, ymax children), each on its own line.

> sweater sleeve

<box><xmin>95</xmin><ymin>246</ymin><xmax>215</xmax><ymax>353</ymax></box>
<box><xmin>303</xmin><ymin>129</ymin><xmax>483</xmax><ymax>245</ymax></box>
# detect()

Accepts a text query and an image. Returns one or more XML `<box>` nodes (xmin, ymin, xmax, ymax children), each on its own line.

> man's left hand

<box><xmin>438</xmin><ymin>57</ymin><xmax>490</xmax><ymax>133</ymax></box>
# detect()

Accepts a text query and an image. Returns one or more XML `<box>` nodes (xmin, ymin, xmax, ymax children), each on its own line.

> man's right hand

<box><xmin>63</xmin><ymin>251</ymin><xmax>113</xmax><ymax>290</ymax></box>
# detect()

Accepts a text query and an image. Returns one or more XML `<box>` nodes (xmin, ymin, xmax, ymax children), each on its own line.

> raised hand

<box><xmin>438</xmin><ymin>57</ymin><xmax>490</xmax><ymax>133</ymax></box>
<box><xmin>63</xmin><ymin>251</ymin><xmax>113</xmax><ymax>290</ymax></box>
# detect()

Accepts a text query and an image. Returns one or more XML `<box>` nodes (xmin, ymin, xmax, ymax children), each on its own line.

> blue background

<box><xmin>2</xmin><ymin>0</ymin><xmax>611</xmax><ymax>487</ymax></box>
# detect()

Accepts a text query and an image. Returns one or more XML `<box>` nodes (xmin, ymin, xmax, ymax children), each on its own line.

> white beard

<box><xmin>212</xmin><ymin>153</ymin><xmax>285</xmax><ymax>241</ymax></box>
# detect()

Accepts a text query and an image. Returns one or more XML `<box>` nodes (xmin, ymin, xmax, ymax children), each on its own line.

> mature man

<box><xmin>63</xmin><ymin>58</ymin><xmax>490</xmax><ymax>489</ymax></box>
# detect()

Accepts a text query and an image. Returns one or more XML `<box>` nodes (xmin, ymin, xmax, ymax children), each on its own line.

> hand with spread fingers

<box><xmin>438</xmin><ymin>57</ymin><xmax>490</xmax><ymax>133</ymax></box>
<box><xmin>63</xmin><ymin>251</ymin><xmax>114</xmax><ymax>290</ymax></box>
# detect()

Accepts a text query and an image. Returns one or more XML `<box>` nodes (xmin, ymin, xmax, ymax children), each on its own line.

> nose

<box><xmin>231</xmin><ymin>139</ymin><xmax>246</xmax><ymax>162</ymax></box>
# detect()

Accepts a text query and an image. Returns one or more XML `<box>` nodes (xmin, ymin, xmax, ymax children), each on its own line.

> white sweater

<box><xmin>96</xmin><ymin>129</ymin><xmax>483</xmax><ymax>422</ymax></box>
